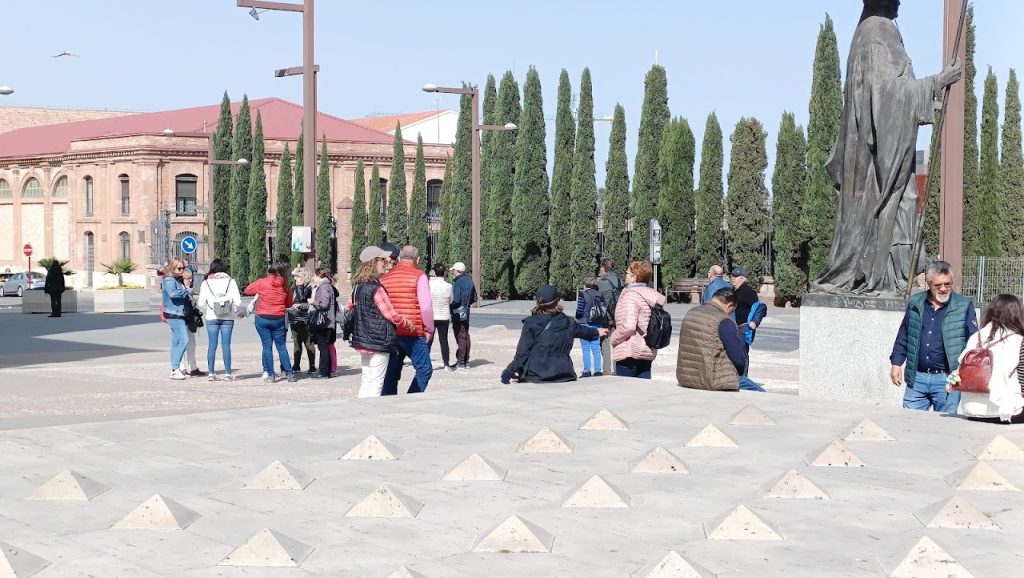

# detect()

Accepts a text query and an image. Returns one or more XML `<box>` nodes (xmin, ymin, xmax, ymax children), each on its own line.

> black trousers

<box><xmin>312</xmin><ymin>327</ymin><xmax>332</xmax><ymax>377</ymax></box>
<box><xmin>428</xmin><ymin>320</ymin><xmax>451</xmax><ymax>366</ymax></box>
<box><xmin>49</xmin><ymin>293</ymin><xmax>62</xmax><ymax>317</ymax></box>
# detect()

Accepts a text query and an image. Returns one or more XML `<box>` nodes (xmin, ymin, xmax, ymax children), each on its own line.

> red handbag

<box><xmin>955</xmin><ymin>333</ymin><xmax>1009</xmax><ymax>394</ymax></box>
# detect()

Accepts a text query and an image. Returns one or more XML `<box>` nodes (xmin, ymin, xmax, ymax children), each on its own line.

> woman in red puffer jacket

<box><xmin>245</xmin><ymin>261</ymin><xmax>295</xmax><ymax>383</ymax></box>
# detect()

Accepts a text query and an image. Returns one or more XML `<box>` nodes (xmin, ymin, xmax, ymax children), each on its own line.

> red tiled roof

<box><xmin>0</xmin><ymin>97</ymin><xmax>395</xmax><ymax>159</ymax></box>
<box><xmin>351</xmin><ymin>110</ymin><xmax>449</xmax><ymax>134</ymax></box>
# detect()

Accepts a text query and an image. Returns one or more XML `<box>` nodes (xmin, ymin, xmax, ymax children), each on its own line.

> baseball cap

<box><xmin>730</xmin><ymin>266</ymin><xmax>748</xmax><ymax>277</ymax></box>
<box><xmin>359</xmin><ymin>245</ymin><xmax>393</xmax><ymax>263</ymax></box>
<box><xmin>379</xmin><ymin>243</ymin><xmax>399</xmax><ymax>260</ymax></box>
<box><xmin>450</xmin><ymin>262</ymin><xmax>466</xmax><ymax>273</ymax></box>
<box><xmin>536</xmin><ymin>284</ymin><xmax>559</xmax><ymax>304</ymax></box>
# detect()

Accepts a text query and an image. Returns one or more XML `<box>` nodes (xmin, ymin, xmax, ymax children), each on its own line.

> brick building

<box><xmin>0</xmin><ymin>98</ymin><xmax>450</xmax><ymax>287</ymax></box>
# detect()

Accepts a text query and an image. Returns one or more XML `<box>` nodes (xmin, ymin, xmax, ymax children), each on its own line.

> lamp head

<box><xmin>504</xmin><ymin>123</ymin><xmax>518</xmax><ymax>130</ymax></box>
<box><xmin>0</xmin><ymin>86</ymin><xmax>13</xmax><ymax>96</ymax></box>
<box><xmin>162</xmin><ymin>128</ymin><xmax>175</xmax><ymax>136</ymax></box>
<box><xmin>237</xmin><ymin>158</ymin><xmax>249</xmax><ymax>165</ymax></box>
<box><xmin>422</xmin><ymin>83</ymin><xmax>438</xmax><ymax>93</ymax></box>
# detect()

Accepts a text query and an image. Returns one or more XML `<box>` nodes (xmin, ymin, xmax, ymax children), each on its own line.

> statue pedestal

<box><xmin>799</xmin><ymin>293</ymin><xmax>907</xmax><ymax>406</ymax></box>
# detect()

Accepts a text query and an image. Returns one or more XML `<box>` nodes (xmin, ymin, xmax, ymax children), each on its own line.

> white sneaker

<box><xmin>263</xmin><ymin>373</ymin><xmax>276</xmax><ymax>384</ymax></box>
<box><xmin>169</xmin><ymin>369</ymin><xmax>187</xmax><ymax>380</ymax></box>
<box><xmin>208</xmin><ymin>373</ymin><xmax>218</xmax><ymax>381</ymax></box>
<box><xmin>223</xmin><ymin>373</ymin><xmax>236</xmax><ymax>381</ymax></box>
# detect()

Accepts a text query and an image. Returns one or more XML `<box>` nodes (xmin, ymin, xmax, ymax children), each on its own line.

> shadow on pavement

<box><xmin>0</xmin><ymin>312</ymin><xmax>158</xmax><ymax>368</ymax></box>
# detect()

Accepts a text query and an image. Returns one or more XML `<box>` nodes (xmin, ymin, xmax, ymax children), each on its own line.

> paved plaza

<box><xmin>2</xmin><ymin>298</ymin><xmax>1021</xmax><ymax>577</ymax></box>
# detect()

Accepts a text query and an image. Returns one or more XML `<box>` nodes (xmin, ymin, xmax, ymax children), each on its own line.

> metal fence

<box><xmin>961</xmin><ymin>256</ymin><xmax>1024</xmax><ymax>303</ymax></box>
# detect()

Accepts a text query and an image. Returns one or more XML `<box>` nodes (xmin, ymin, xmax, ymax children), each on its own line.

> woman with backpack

<box><xmin>307</xmin><ymin>266</ymin><xmax>337</xmax><ymax>379</ymax></box>
<box><xmin>197</xmin><ymin>258</ymin><xmax>241</xmax><ymax>381</ymax></box>
<box><xmin>244</xmin><ymin>261</ymin><xmax>296</xmax><ymax>383</ymax></box>
<box><xmin>501</xmin><ymin>285</ymin><xmax>608</xmax><ymax>384</ymax></box>
<box><xmin>575</xmin><ymin>276</ymin><xmax>605</xmax><ymax>377</ymax></box>
<box><xmin>948</xmin><ymin>294</ymin><xmax>1024</xmax><ymax>422</ymax></box>
<box><xmin>610</xmin><ymin>260</ymin><xmax>667</xmax><ymax>379</ymax></box>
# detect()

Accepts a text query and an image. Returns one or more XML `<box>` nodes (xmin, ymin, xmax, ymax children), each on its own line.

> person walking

<box><xmin>308</xmin><ymin>266</ymin><xmax>337</xmax><ymax>379</ymax></box>
<box><xmin>347</xmin><ymin>246</ymin><xmax>415</xmax><ymax>398</ymax></box>
<box><xmin>380</xmin><ymin>246</ymin><xmax>435</xmax><ymax>395</ymax></box>
<box><xmin>161</xmin><ymin>258</ymin><xmax>192</xmax><ymax>380</ymax></box>
<box><xmin>43</xmin><ymin>260</ymin><xmax>66</xmax><ymax>317</ymax></box>
<box><xmin>245</xmin><ymin>261</ymin><xmax>297</xmax><ymax>383</ymax></box>
<box><xmin>450</xmin><ymin>261</ymin><xmax>478</xmax><ymax>370</ymax></box>
<box><xmin>574</xmin><ymin>276</ymin><xmax>604</xmax><ymax>377</ymax></box>
<box><xmin>597</xmin><ymin>258</ymin><xmax>624</xmax><ymax>374</ymax></box>
<box><xmin>428</xmin><ymin>263</ymin><xmax>454</xmax><ymax>371</ymax></box>
<box><xmin>287</xmin><ymin>268</ymin><xmax>317</xmax><ymax>374</ymax></box>
<box><xmin>501</xmin><ymin>285</ymin><xmax>607</xmax><ymax>384</ymax></box>
<box><xmin>178</xmin><ymin>269</ymin><xmax>206</xmax><ymax>377</ymax></box>
<box><xmin>197</xmin><ymin>258</ymin><xmax>241</xmax><ymax>381</ymax></box>
<box><xmin>609</xmin><ymin>260</ymin><xmax>667</xmax><ymax>379</ymax></box>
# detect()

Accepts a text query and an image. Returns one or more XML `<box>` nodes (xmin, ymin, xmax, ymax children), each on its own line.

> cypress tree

<box><xmin>274</xmin><ymin>144</ymin><xmax>294</xmax><ymax>263</ymax></box>
<box><xmin>975</xmin><ymin>68</ymin><xmax>1002</xmax><ymax>256</ymax></box>
<box><xmin>602</xmin><ymin>104</ymin><xmax>630</xmax><ymax>272</ymax></box>
<box><xmin>657</xmin><ymin>117</ymin><xmax>696</xmax><ymax>292</ymax></box>
<box><xmin>437</xmin><ymin>155</ymin><xmax>454</xmax><ymax>267</ymax></box>
<box><xmin>771</xmin><ymin>112</ymin><xmax>808</xmax><ymax>304</ymax></box>
<box><xmin>512</xmin><ymin>66</ymin><xmax>550</xmax><ymax>297</ymax></box>
<box><xmin>212</xmin><ymin>91</ymin><xmax>233</xmax><ymax>263</ymax></box>
<box><xmin>962</xmin><ymin>6</ymin><xmax>980</xmax><ymax>255</ymax></box>
<box><xmin>548</xmin><ymin>69</ymin><xmax>576</xmax><ymax>295</ymax></box>
<box><xmin>315</xmin><ymin>136</ymin><xmax>333</xmax><ymax>270</ymax></box>
<box><xmin>448</xmin><ymin>90</ymin><xmax>474</xmax><ymax>266</ymax></box>
<box><xmin>245</xmin><ymin>111</ymin><xmax>268</xmax><ymax>285</ymax></box>
<box><xmin>350</xmin><ymin>159</ymin><xmax>367</xmax><ymax>275</ymax></box>
<box><xmin>924</xmin><ymin>118</ymin><xmax>943</xmax><ymax>258</ymax></box>
<box><xmin>1003</xmin><ymin>69</ymin><xmax>1024</xmax><ymax>256</ymax></box>
<box><xmin>480</xmin><ymin>73</ymin><xmax>498</xmax><ymax>275</ymax></box>
<box><xmin>409</xmin><ymin>136</ymin><xmax>429</xmax><ymax>264</ymax></box>
<box><xmin>367</xmin><ymin>163</ymin><xmax>383</xmax><ymax>246</ymax></box>
<box><xmin>485</xmin><ymin>71</ymin><xmax>521</xmax><ymax>298</ymax></box>
<box><xmin>229</xmin><ymin>96</ymin><xmax>253</xmax><ymax>284</ymax></box>
<box><xmin>386</xmin><ymin>124</ymin><xmax>409</xmax><ymax>245</ymax></box>
<box><xmin>631</xmin><ymin>64</ymin><xmax>670</xmax><ymax>261</ymax></box>
<box><xmin>694</xmin><ymin>112</ymin><xmax>724</xmax><ymax>273</ymax></box>
<box><xmin>802</xmin><ymin>14</ymin><xmax>843</xmax><ymax>281</ymax></box>
<box><xmin>726</xmin><ymin>118</ymin><xmax>769</xmax><ymax>289</ymax></box>
<box><xmin>570</xmin><ymin>67</ymin><xmax>599</xmax><ymax>290</ymax></box>
<box><xmin>291</xmin><ymin>128</ymin><xmax>305</xmax><ymax>269</ymax></box>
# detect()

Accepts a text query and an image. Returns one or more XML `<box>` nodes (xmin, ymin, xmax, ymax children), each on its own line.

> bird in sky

<box><xmin>52</xmin><ymin>51</ymin><xmax>80</xmax><ymax>58</ymax></box>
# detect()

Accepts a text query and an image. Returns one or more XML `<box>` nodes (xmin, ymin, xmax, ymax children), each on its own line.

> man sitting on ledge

<box><xmin>676</xmin><ymin>288</ymin><xmax>764</xmax><ymax>392</ymax></box>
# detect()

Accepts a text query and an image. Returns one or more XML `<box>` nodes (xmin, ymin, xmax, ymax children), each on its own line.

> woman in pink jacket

<box><xmin>610</xmin><ymin>260</ymin><xmax>667</xmax><ymax>379</ymax></box>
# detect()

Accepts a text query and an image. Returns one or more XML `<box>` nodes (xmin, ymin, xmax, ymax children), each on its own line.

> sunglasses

<box><xmin>175</xmin><ymin>266</ymin><xmax>185</xmax><ymax>271</ymax></box>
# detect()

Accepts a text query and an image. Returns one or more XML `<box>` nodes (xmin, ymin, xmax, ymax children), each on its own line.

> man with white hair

<box><xmin>701</xmin><ymin>264</ymin><xmax>729</xmax><ymax>304</ymax></box>
<box><xmin>890</xmin><ymin>261</ymin><xmax>977</xmax><ymax>413</ymax></box>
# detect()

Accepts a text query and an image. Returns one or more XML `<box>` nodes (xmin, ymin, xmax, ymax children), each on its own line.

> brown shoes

<box><xmin>188</xmin><ymin>369</ymin><xmax>207</xmax><ymax>377</ymax></box>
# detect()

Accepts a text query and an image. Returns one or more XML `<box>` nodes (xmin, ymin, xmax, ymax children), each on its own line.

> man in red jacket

<box><xmin>380</xmin><ymin>245</ymin><xmax>435</xmax><ymax>395</ymax></box>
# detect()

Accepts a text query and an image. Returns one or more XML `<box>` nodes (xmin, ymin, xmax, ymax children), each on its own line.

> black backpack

<box><xmin>640</xmin><ymin>305</ymin><xmax>672</xmax><ymax>349</ymax></box>
<box><xmin>603</xmin><ymin>277</ymin><xmax>623</xmax><ymax>327</ymax></box>
<box><xmin>586</xmin><ymin>294</ymin><xmax>609</xmax><ymax>325</ymax></box>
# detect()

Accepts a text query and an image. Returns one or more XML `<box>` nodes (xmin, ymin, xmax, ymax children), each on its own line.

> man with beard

<box><xmin>889</xmin><ymin>261</ymin><xmax>977</xmax><ymax>413</ymax></box>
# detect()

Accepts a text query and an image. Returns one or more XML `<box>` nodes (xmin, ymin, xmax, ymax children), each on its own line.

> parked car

<box><xmin>1</xmin><ymin>272</ymin><xmax>45</xmax><ymax>297</ymax></box>
<box><xmin>0</xmin><ymin>272</ymin><xmax>13</xmax><ymax>293</ymax></box>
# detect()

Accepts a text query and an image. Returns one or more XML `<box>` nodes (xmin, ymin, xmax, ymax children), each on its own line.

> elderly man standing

<box><xmin>701</xmin><ymin>264</ymin><xmax>730</xmax><ymax>304</ymax></box>
<box><xmin>450</xmin><ymin>261</ymin><xmax>478</xmax><ymax>370</ymax></box>
<box><xmin>380</xmin><ymin>245</ymin><xmax>435</xmax><ymax>395</ymax></box>
<box><xmin>890</xmin><ymin>261</ymin><xmax>977</xmax><ymax>413</ymax></box>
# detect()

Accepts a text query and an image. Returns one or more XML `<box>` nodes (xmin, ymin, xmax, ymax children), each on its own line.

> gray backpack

<box><xmin>206</xmin><ymin>278</ymin><xmax>236</xmax><ymax>317</ymax></box>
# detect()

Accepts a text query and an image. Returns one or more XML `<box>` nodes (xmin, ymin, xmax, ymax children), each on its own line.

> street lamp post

<box><xmin>237</xmin><ymin>0</ymin><xmax>317</xmax><ymax>269</ymax></box>
<box><xmin>161</xmin><ymin>128</ymin><xmax>248</xmax><ymax>261</ymax></box>
<box><xmin>422</xmin><ymin>83</ymin><xmax>517</xmax><ymax>300</ymax></box>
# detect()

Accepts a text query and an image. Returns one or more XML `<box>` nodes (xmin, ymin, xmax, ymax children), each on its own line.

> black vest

<box><xmin>350</xmin><ymin>281</ymin><xmax>396</xmax><ymax>353</ymax></box>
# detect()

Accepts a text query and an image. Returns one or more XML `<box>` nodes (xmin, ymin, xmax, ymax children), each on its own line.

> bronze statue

<box><xmin>814</xmin><ymin>0</ymin><xmax>961</xmax><ymax>296</ymax></box>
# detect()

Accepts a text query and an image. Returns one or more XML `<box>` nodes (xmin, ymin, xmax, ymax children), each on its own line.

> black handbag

<box><xmin>184</xmin><ymin>299</ymin><xmax>204</xmax><ymax>332</ymax></box>
<box><xmin>307</xmin><ymin>307</ymin><xmax>329</xmax><ymax>329</ymax></box>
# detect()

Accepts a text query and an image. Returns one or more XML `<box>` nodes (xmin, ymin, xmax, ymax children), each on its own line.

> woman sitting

<box><xmin>501</xmin><ymin>285</ymin><xmax>608</xmax><ymax>384</ymax></box>
<box><xmin>949</xmin><ymin>293</ymin><xmax>1024</xmax><ymax>422</ymax></box>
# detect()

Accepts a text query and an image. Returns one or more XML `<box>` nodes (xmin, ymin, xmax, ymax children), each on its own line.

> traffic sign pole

<box><xmin>23</xmin><ymin>243</ymin><xmax>33</xmax><ymax>289</ymax></box>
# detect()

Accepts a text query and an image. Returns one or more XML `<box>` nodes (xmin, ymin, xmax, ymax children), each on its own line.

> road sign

<box><xmin>180</xmin><ymin>235</ymin><xmax>198</xmax><ymax>255</ymax></box>
<box><xmin>291</xmin><ymin>226</ymin><xmax>312</xmax><ymax>253</ymax></box>
<box><xmin>649</xmin><ymin>219</ymin><xmax>662</xmax><ymax>265</ymax></box>
<box><xmin>23</xmin><ymin>244</ymin><xmax>32</xmax><ymax>257</ymax></box>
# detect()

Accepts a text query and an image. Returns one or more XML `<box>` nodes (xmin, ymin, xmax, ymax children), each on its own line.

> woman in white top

<box><xmin>949</xmin><ymin>294</ymin><xmax>1024</xmax><ymax>422</ymax></box>
<box><xmin>197</xmin><ymin>258</ymin><xmax>242</xmax><ymax>381</ymax></box>
<box><xmin>427</xmin><ymin>263</ymin><xmax>454</xmax><ymax>371</ymax></box>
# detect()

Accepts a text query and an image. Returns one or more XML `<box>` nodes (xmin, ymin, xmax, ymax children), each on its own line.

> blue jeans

<box><xmin>579</xmin><ymin>325</ymin><xmax>602</xmax><ymax>374</ymax></box>
<box><xmin>739</xmin><ymin>375</ymin><xmax>765</xmax><ymax>392</ymax></box>
<box><xmin>206</xmin><ymin>319</ymin><xmax>234</xmax><ymax>374</ymax></box>
<box><xmin>904</xmin><ymin>371</ymin><xmax>960</xmax><ymax>414</ymax></box>
<box><xmin>615</xmin><ymin>358</ymin><xmax>652</xmax><ymax>379</ymax></box>
<box><xmin>255</xmin><ymin>315</ymin><xmax>293</xmax><ymax>376</ymax></box>
<box><xmin>382</xmin><ymin>336</ymin><xmax>433</xmax><ymax>395</ymax></box>
<box><xmin>168</xmin><ymin>318</ymin><xmax>188</xmax><ymax>371</ymax></box>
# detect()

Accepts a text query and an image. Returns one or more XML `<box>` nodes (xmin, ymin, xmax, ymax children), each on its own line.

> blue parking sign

<box><xmin>180</xmin><ymin>235</ymin><xmax>198</xmax><ymax>255</ymax></box>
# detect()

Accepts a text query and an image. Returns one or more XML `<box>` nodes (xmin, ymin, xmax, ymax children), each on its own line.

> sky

<box><xmin>2</xmin><ymin>1</ymin><xmax>1022</xmax><ymax>190</ymax></box>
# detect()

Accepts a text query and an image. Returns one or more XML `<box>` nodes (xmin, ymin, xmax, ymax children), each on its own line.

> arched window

<box><xmin>379</xmin><ymin>177</ymin><xmax>389</xmax><ymax>225</ymax></box>
<box><xmin>53</xmin><ymin>176</ymin><xmax>68</xmax><ymax>199</ymax></box>
<box><xmin>119</xmin><ymin>232</ymin><xmax>131</xmax><ymax>261</ymax></box>
<box><xmin>119</xmin><ymin>174</ymin><xmax>130</xmax><ymax>216</ymax></box>
<box><xmin>84</xmin><ymin>177</ymin><xmax>94</xmax><ymax>216</ymax></box>
<box><xmin>0</xmin><ymin>179</ymin><xmax>11</xmax><ymax>200</ymax></box>
<box><xmin>21</xmin><ymin>178</ymin><xmax>42</xmax><ymax>199</ymax></box>
<box><xmin>427</xmin><ymin>179</ymin><xmax>442</xmax><ymax>220</ymax></box>
<box><xmin>175</xmin><ymin>174</ymin><xmax>198</xmax><ymax>216</ymax></box>
<box><xmin>173</xmin><ymin>230</ymin><xmax>200</xmax><ymax>261</ymax></box>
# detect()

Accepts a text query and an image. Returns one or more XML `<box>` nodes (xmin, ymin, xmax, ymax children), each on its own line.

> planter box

<box><xmin>22</xmin><ymin>290</ymin><xmax>78</xmax><ymax>314</ymax></box>
<box><xmin>94</xmin><ymin>288</ymin><xmax>150</xmax><ymax>313</ymax></box>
